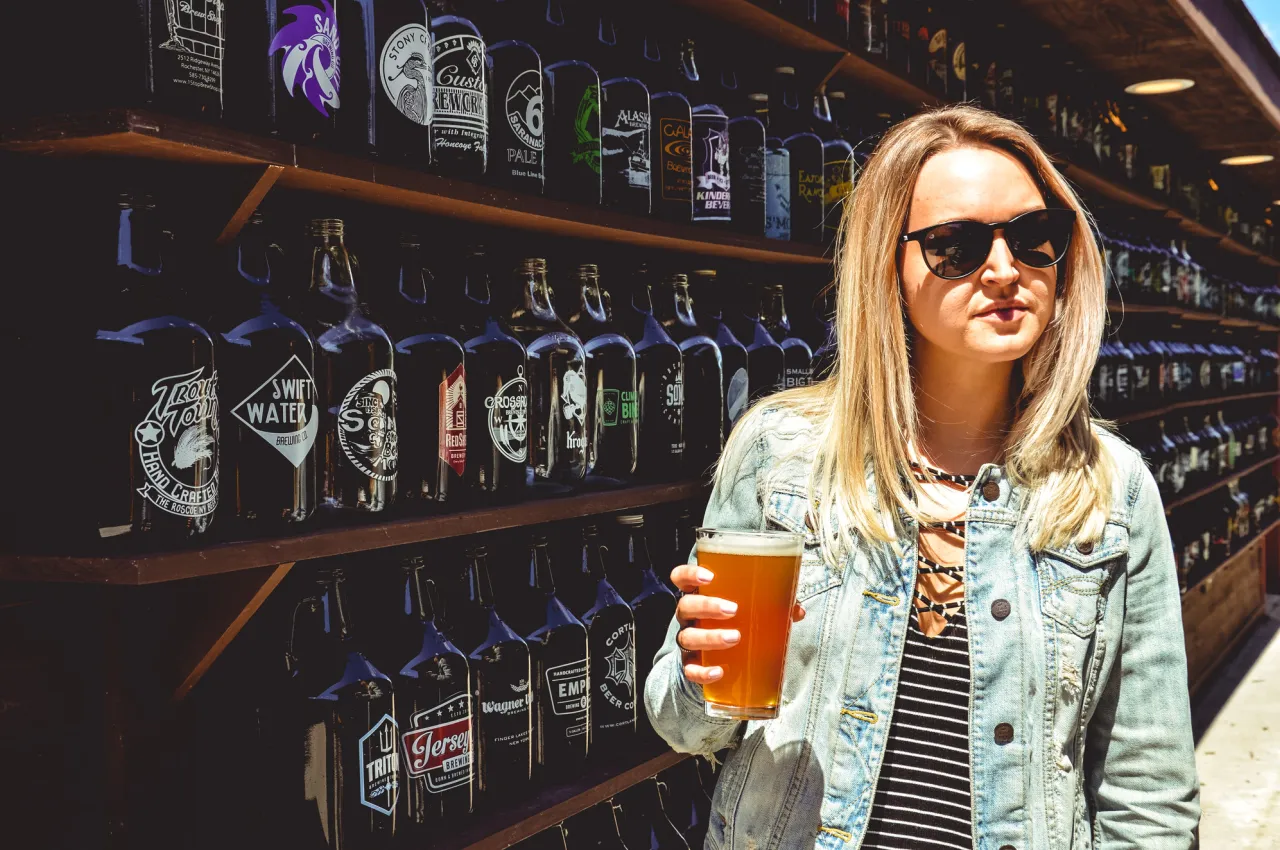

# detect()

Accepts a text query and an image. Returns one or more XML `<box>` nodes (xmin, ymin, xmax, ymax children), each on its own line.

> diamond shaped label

<box><xmin>359</xmin><ymin>714</ymin><xmax>400</xmax><ymax>816</ymax></box>
<box><xmin>230</xmin><ymin>354</ymin><xmax>318</xmax><ymax>468</ymax></box>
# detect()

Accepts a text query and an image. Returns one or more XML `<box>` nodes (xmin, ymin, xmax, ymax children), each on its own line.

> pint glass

<box><xmin>694</xmin><ymin>528</ymin><xmax>804</xmax><ymax>719</ymax></box>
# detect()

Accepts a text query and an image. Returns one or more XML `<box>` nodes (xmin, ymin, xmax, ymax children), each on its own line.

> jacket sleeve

<box><xmin>642</xmin><ymin>421</ymin><xmax>769</xmax><ymax>755</ymax></box>
<box><xmin>1084</xmin><ymin>461</ymin><xmax>1201</xmax><ymax>849</ymax></box>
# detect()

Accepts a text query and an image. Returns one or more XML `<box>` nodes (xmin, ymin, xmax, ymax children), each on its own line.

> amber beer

<box><xmin>695</xmin><ymin>528</ymin><xmax>803</xmax><ymax>719</ymax></box>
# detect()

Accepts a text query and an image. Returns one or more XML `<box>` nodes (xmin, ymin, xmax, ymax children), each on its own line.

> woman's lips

<box><xmin>977</xmin><ymin>306</ymin><xmax>1028</xmax><ymax>322</ymax></box>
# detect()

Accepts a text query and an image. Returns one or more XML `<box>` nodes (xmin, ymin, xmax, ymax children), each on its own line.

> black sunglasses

<box><xmin>900</xmin><ymin>208</ymin><xmax>1077</xmax><ymax>280</ymax></box>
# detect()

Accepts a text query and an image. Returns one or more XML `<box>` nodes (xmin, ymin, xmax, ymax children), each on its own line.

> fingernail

<box><xmin>723</xmin><ymin>630</ymin><xmax>741</xmax><ymax>645</ymax></box>
<box><xmin>719</xmin><ymin>600</ymin><xmax>738</xmax><ymax>616</ymax></box>
<box><xmin>695</xmin><ymin>568</ymin><xmax>714</xmax><ymax>584</ymax></box>
<box><xmin>707</xmin><ymin>667</ymin><xmax>724</xmax><ymax>681</ymax></box>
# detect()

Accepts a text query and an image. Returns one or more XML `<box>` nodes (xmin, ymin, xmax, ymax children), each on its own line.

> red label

<box><xmin>402</xmin><ymin>694</ymin><xmax>472</xmax><ymax>785</ymax></box>
<box><xmin>439</xmin><ymin>363</ymin><xmax>467</xmax><ymax>476</ymax></box>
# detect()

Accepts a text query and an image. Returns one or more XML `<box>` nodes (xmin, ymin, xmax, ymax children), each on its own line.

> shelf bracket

<box><xmin>170</xmin><ymin>562</ymin><xmax>294</xmax><ymax>702</ymax></box>
<box><xmin>215</xmin><ymin>164</ymin><xmax>284</xmax><ymax>246</ymax></box>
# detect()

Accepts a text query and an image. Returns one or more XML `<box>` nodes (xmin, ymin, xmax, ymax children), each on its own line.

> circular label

<box><xmin>486</xmin><ymin>368</ymin><xmax>528</xmax><ymax>463</ymax></box>
<box><xmin>504</xmin><ymin>68</ymin><xmax>544</xmax><ymax>150</ymax></box>
<box><xmin>380</xmin><ymin>23</ymin><xmax>433</xmax><ymax>125</ymax></box>
<box><xmin>337</xmin><ymin>369</ymin><xmax>398</xmax><ymax>481</ymax></box>
<box><xmin>134</xmin><ymin>367</ymin><xmax>220</xmax><ymax>518</ymax></box>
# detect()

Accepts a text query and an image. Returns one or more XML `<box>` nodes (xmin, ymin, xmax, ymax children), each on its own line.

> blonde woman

<box><xmin>645</xmin><ymin>105</ymin><xmax>1199</xmax><ymax>850</ymax></box>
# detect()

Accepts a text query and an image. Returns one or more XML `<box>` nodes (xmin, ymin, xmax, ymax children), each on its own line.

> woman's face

<box><xmin>900</xmin><ymin>145</ymin><xmax>1057</xmax><ymax>365</ymax></box>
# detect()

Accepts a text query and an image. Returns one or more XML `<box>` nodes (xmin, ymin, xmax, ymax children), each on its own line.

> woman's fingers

<box><xmin>676</xmin><ymin>593</ymin><xmax>738</xmax><ymax>624</ymax></box>
<box><xmin>677</xmin><ymin>627</ymin><xmax>741</xmax><ymax>651</ymax></box>
<box><xmin>793</xmin><ymin>603</ymin><xmax>806</xmax><ymax>622</ymax></box>
<box><xmin>670</xmin><ymin>564</ymin><xmax>714</xmax><ymax>592</ymax></box>
<box><xmin>683</xmin><ymin>663</ymin><xmax>724</xmax><ymax>685</ymax></box>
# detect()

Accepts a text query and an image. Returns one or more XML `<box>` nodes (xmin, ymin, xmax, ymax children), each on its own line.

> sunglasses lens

<box><xmin>921</xmin><ymin>222</ymin><xmax>989</xmax><ymax>279</ymax></box>
<box><xmin>1008</xmin><ymin>209</ymin><xmax>1074</xmax><ymax>268</ymax></box>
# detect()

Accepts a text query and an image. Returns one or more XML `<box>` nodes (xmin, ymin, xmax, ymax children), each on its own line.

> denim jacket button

<box><xmin>981</xmin><ymin>481</ymin><xmax>1001</xmax><ymax>502</ymax></box>
<box><xmin>999</xmin><ymin>845</ymin><xmax>1016</xmax><ymax>850</ymax></box>
<box><xmin>991</xmin><ymin>599</ymin><xmax>1011</xmax><ymax>621</ymax></box>
<box><xmin>994</xmin><ymin>722</ymin><xmax>1014</xmax><ymax>744</ymax></box>
<box><xmin>1077</xmin><ymin>540</ymin><xmax>1094</xmax><ymax>555</ymax></box>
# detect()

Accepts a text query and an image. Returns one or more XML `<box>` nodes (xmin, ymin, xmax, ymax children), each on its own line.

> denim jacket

<box><xmin>644</xmin><ymin>408</ymin><xmax>1200</xmax><ymax>850</ymax></box>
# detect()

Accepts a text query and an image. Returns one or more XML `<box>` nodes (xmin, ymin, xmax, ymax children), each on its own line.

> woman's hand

<box><xmin>671</xmin><ymin>564</ymin><xmax>806</xmax><ymax>686</ymax></box>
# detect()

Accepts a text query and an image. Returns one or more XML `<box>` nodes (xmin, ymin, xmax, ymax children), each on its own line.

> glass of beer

<box><xmin>694</xmin><ymin>527</ymin><xmax>804</xmax><ymax>720</ymax></box>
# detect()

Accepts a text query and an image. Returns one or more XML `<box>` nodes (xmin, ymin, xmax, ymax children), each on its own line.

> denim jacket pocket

<box><xmin>1036</xmin><ymin>525</ymin><xmax>1128</xmax><ymax>638</ymax></box>
<box><xmin>765</xmin><ymin>488</ymin><xmax>844</xmax><ymax>602</ymax></box>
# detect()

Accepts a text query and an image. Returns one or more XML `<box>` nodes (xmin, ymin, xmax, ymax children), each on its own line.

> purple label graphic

<box><xmin>269</xmin><ymin>1</ymin><xmax>342</xmax><ymax>117</ymax></box>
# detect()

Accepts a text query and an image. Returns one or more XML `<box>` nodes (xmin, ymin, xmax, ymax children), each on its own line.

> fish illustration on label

<box><xmin>134</xmin><ymin>367</ymin><xmax>220</xmax><ymax>518</ymax></box>
<box><xmin>359</xmin><ymin>714</ymin><xmax>400</xmax><ymax>815</ymax></box>
<box><xmin>269</xmin><ymin>0</ymin><xmax>341</xmax><ymax>116</ymax></box>
<box><xmin>380</xmin><ymin>23</ymin><xmax>432</xmax><ymax>125</ymax></box>
<box><xmin>487</xmin><ymin>366</ymin><xmax>528</xmax><ymax>463</ymax></box>
<box><xmin>402</xmin><ymin>693</ymin><xmax>472</xmax><ymax>793</ymax></box>
<box><xmin>231</xmin><ymin>354</ymin><xmax>318</xmax><ymax>467</ymax></box>
<box><xmin>337</xmin><ymin>369</ymin><xmax>398</xmax><ymax>480</ymax></box>
<box><xmin>438</xmin><ymin>363</ymin><xmax>467</xmax><ymax>476</ymax></box>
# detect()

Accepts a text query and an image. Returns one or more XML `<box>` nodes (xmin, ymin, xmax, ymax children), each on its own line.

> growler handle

<box><xmin>284</xmin><ymin>596</ymin><xmax>321</xmax><ymax>676</ymax></box>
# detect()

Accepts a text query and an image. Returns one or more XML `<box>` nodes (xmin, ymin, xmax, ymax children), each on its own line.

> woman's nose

<box><xmin>981</xmin><ymin>236</ymin><xmax>1020</xmax><ymax>290</ymax></box>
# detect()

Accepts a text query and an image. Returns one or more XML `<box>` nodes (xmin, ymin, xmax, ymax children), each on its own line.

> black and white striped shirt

<box><xmin>862</xmin><ymin>605</ymin><xmax>973</xmax><ymax>850</ymax></box>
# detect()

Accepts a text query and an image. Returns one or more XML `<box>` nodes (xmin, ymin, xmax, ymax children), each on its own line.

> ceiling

<box><xmin>1014</xmin><ymin>0</ymin><xmax>1280</xmax><ymax>202</ymax></box>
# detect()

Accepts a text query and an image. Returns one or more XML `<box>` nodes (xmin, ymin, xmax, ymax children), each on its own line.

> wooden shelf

<box><xmin>1111</xmin><ymin>391</ymin><xmax>1280</xmax><ymax>425</ymax></box>
<box><xmin>672</xmin><ymin>1</ymin><xmax>1280</xmax><ymax>270</ymax></box>
<box><xmin>1162</xmin><ymin>454</ymin><xmax>1279</xmax><ymax>514</ymax></box>
<box><xmin>1106</xmin><ymin>300</ymin><xmax>1280</xmax><ymax>331</ymax></box>
<box><xmin>444</xmin><ymin>749</ymin><xmax>689</xmax><ymax>850</ymax></box>
<box><xmin>1184</xmin><ymin>517</ymin><xmax>1280</xmax><ymax>597</ymax></box>
<box><xmin>0</xmin><ymin>481</ymin><xmax>706</xmax><ymax>586</ymax></box>
<box><xmin>0</xmin><ymin>108</ymin><xmax>828</xmax><ymax>266</ymax></box>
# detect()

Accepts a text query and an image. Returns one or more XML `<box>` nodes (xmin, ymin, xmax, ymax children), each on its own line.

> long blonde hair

<box><xmin>726</xmin><ymin>104</ymin><xmax>1113</xmax><ymax>555</ymax></box>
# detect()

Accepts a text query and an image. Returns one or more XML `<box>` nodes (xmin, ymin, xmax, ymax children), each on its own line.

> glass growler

<box><xmin>374</xmin><ymin>0</ymin><xmax>434</xmax><ymax>164</ymax></box>
<box><xmin>543</xmin><ymin>59</ymin><xmax>603</xmax><ymax>205</ymax></box>
<box><xmin>610</xmin><ymin>513</ymin><xmax>677</xmax><ymax>736</ymax></box>
<box><xmin>565</xmin><ymin>264</ymin><xmax>639</xmax><ymax>481</ymax></box>
<box><xmin>451</xmin><ymin>546</ymin><xmax>533</xmax><ymax>801</ymax></box>
<box><xmin>212</xmin><ymin>211</ymin><xmax>317</xmax><ymax>527</ymax></box>
<box><xmin>614</xmin><ymin>267</ymin><xmax>685</xmax><ymax>481</ymax></box>
<box><xmin>728</xmin><ymin>284</ymin><xmax>786</xmax><ymax>404</ymax></box>
<box><xmin>504</xmin><ymin>258</ymin><xmax>589</xmax><ymax>485</ymax></box>
<box><xmin>301</xmin><ymin>218</ymin><xmax>398</xmax><ymax>512</ymax></box>
<box><xmin>761</xmin><ymin>283</ymin><xmax>814</xmax><ymax>389</ymax></box>
<box><xmin>501</xmin><ymin>536</ymin><xmax>590</xmax><ymax>776</ymax></box>
<box><xmin>395</xmin><ymin>556</ymin><xmax>473</xmax><ymax>829</ymax></box>
<box><xmin>371</xmin><ymin>235</ymin><xmax>466</xmax><ymax>504</ymax></box>
<box><xmin>653</xmin><ymin>274</ymin><xmax>724</xmax><ymax>476</ymax></box>
<box><xmin>689</xmin><ymin>270</ymin><xmax>750</xmax><ymax>434</ymax></box>
<box><xmin>429</xmin><ymin>1</ymin><xmax>488</xmax><ymax>177</ymax></box>
<box><xmin>486</xmin><ymin>39</ymin><xmax>546</xmax><ymax>193</ymax></box>
<box><xmin>576</xmin><ymin>525</ymin><xmax>637</xmax><ymax>749</ymax></box>
<box><xmin>447</xmin><ymin>245</ymin><xmax>529</xmax><ymax>498</ymax></box>
<box><xmin>287</xmin><ymin>569</ymin><xmax>399</xmax><ymax>848</ymax></box>
<box><xmin>91</xmin><ymin>192</ymin><xmax>220</xmax><ymax>543</ymax></box>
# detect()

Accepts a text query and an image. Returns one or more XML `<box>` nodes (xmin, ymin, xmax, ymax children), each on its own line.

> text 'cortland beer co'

<box><xmin>214</xmin><ymin>211</ymin><xmax>318</xmax><ymax>525</ymax></box>
<box><xmin>301</xmin><ymin>218</ymin><xmax>398</xmax><ymax>512</ymax></box>
<box><xmin>92</xmin><ymin>192</ymin><xmax>220</xmax><ymax>543</ymax></box>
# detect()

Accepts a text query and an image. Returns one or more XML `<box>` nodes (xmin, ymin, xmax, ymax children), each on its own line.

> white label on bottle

<box><xmin>599</xmin><ymin>622</ymin><xmax>635</xmax><ymax>714</ymax></box>
<box><xmin>380</xmin><ymin>23</ymin><xmax>433</xmax><ymax>125</ymax></box>
<box><xmin>159</xmin><ymin>0</ymin><xmax>225</xmax><ymax>95</ymax></box>
<box><xmin>337</xmin><ymin>369</ymin><xmax>398</xmax><ymax>480</ymax></box>
<box><xmin>486</xmin><ymin>367</ymin><xmax>528</xmax><ymax>463</ymax></box>
<box><xmin>505</xmin><ymin>68</ymin><xmax>544</xmax><ymax>151</ymax></box>
<box><xmin>545</xmin><ymin>658</ymin><xmax>589</xmax><ymax>718</ymax></box>
<box><xmin>432</xmin><ymin>33</ymin><xmax>488</xmax><ymax>147</ymax></box>
<box><xmin>561</xmin><ymin>364</ymin><xmax>588</xmax><ymax>424</ymax></box>
<box><xmin>134</xmin><ymin>367</ymin><xmax>220</xmax><ymax>518</ymax></box>
<box><xmin>231</xmin><ymin>354</ymin><xmax>318</xmax><ymax>467</ymax></box>
<box><xmin>359</xmin><ymin>714</ymin><xmax>400</xmax><ymax>815</ymax></box>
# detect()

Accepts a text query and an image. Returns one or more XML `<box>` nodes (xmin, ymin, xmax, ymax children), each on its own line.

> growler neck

<box><xmin>511</xmin><ymin>261</ymin><xmax>558</xmax><ymax>323</ymax></box>
<box><xmin>394</xmin><ymin>241</ymin><xmax>432</xmax><ymax>307</ymax></box>
<box><xmin>406</xmin><ymin>559</ymin><xmax>439</xmax><ymax>623</ymax></box>
<box><xmin>691</xmin><ymin>273</ymin><xmax>723</xmax><ymax>320</ymax></box>
<box><xmin>321</xmin><ymin>573</ymin><xmax>356</xmax><ymax>643</ymax></box>
<box><xmin>582</xmin><ymin>531</ymin><xmax>610</xmax><ymax>582</ymax></box>
<box><xmin>466</xmin><ymin>550</ymin><xmax>497</xmax><ymax>609</ymax></box>
<box><xmin>307</xmin><ymin>234</ymin><xmax>360</xmax><ymax>313</ymax></box>
<box><xmin>676</xmin><ymin>39</ymin><xmax>700</xmax><ymax>102</ymax></box>
<box><xmin>760</xmin><ymin>286</ymin><xmax>791</xmax><ymax>335</ymax></box>
<box><xmin>460</xmin><ymin>249</ymin><xmax>494</xmax><ymax>305</ymax></box>
<box><xmin>575</xmin><ymin>268</ymin><xmax>608</xmax><ymax>325</ymax></box>
<box><xmin>528</xmin><ymin>540</ymin><xmax>558</xmax><ymax>594</ymax></box>
<box><xmin>654</xmin><ymin>279</ymin><xmax>697</xmax><ymax>329</ymax></box>
<box><xmin>114</xmin><ymin>204</ymin><xmax>166</xmax><ymax>290</ymax></box>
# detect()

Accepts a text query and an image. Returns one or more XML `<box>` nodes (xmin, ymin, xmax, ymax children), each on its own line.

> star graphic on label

<box><xmin>605</xmin><ymin>646</ymin><xmax>634</xmax><ymax>693</ymax></box>
<box><xmin>135</xmin><ymin>421</ymin><xmax>163</xmax><ymax>446</ymax></box>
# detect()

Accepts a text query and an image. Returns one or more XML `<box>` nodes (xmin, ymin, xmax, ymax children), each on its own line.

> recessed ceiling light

<box><xmin>1220</xmin><ymin>154</ymin><xmax>1275</xmax><ymax>166</ymax></box>
<box><xmin>1124</xmin><ymin>78</ymin><xmax>1195</xmax><ymax>95</ymax></box>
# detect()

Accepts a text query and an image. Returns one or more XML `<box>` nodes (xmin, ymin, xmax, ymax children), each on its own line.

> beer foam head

<box><xmin>696</xmin><ymin>529</ymin><xmax>803</xmax><ymax>556</ymax></box>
